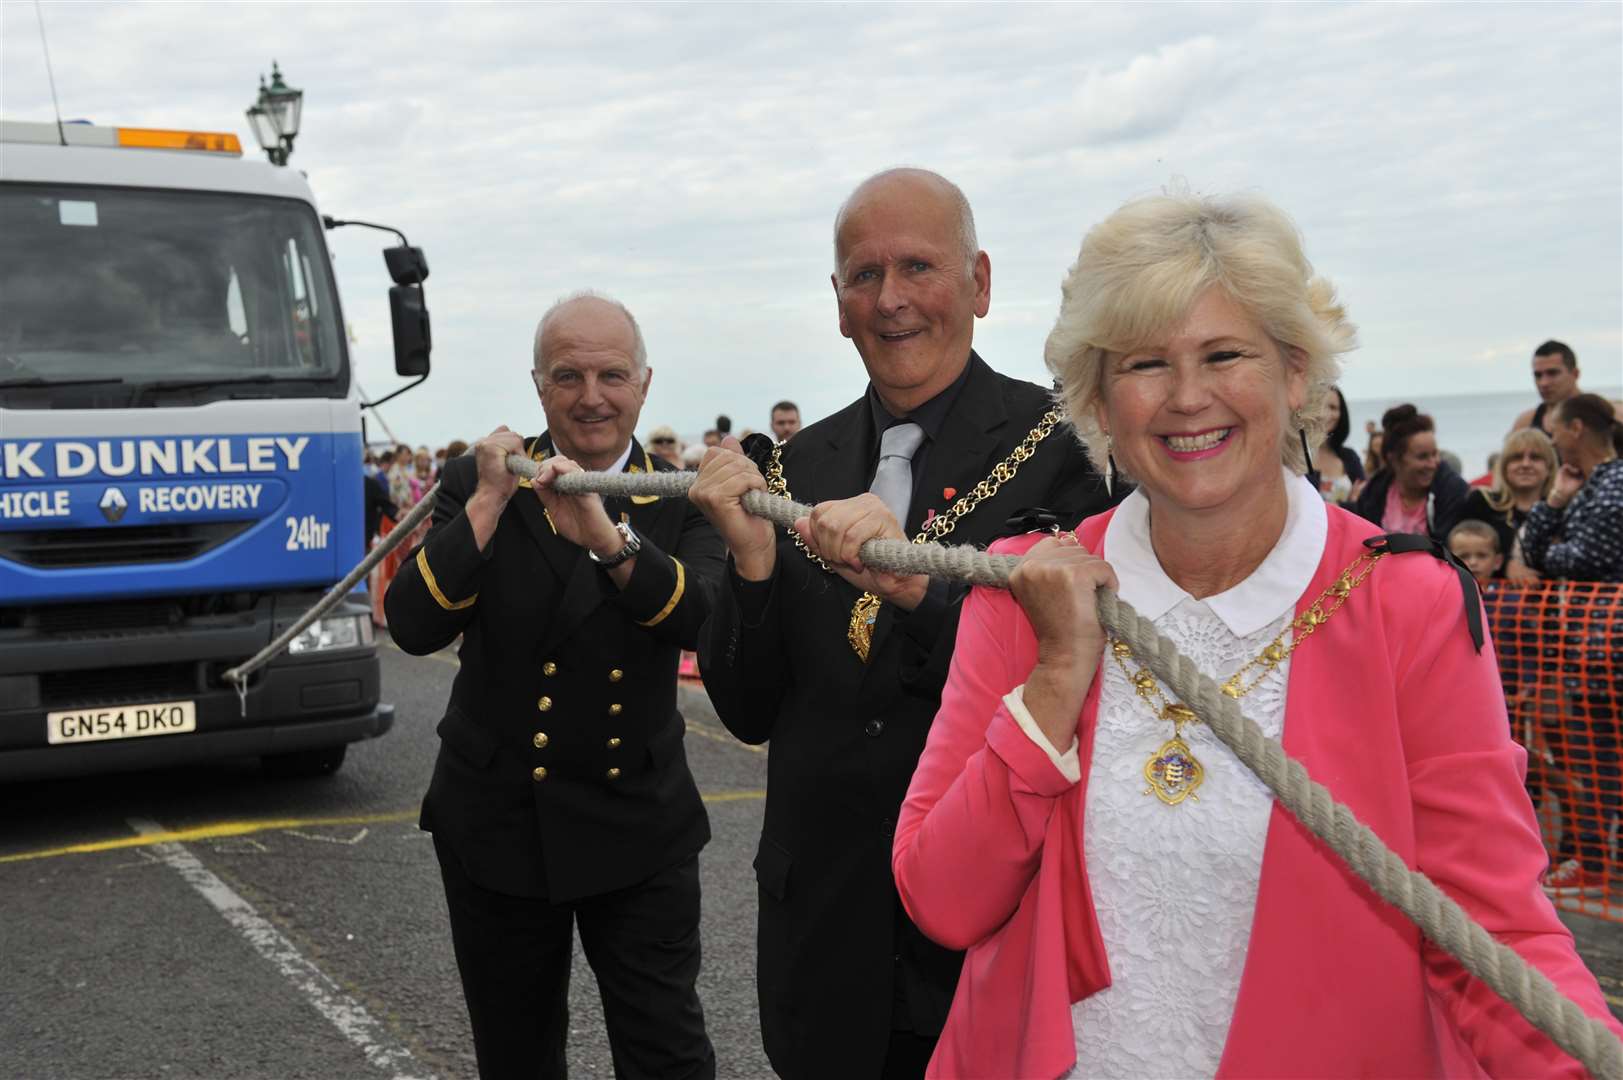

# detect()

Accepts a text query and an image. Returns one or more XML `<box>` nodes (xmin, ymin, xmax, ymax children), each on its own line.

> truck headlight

<box><xmin>287</xmin><ymin>613</ymin><xmax>374</xmax><ymax>655</ymax></box>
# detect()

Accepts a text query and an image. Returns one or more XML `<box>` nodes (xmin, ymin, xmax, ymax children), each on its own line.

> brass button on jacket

<box><xmin>607</xmin><ymin>737</ymin><xmax>622</xmax><ymax>749</ymax></box>
<box><xmin>606</xmin><ymin>767</ymin><xmax>622</xmax><ymax>780</ymax></box>
<box><xmin>532</xmin><ymin>766</ymin><xmax>548</xmax><ymax>781</ymax></box>
<box><xmin>608</xmin><ymin>703</ymin><xmax>623</xmax><ymax>716</ymax></box>
<box><xmin>608</xmin><ymin>668</ymin><xmax>624</xmax><ymax>682</ymax></box>
<box><xmin>537</xmin><ymin>696</ymin><xmax>553</xmax><ymax>712</ymax></box>
<box><xmin>533</xmin><ymin>732</ymin><xmax>549</xmax><ymax>749</ymax></box>
<box><xmin>542</xmin><ymin>661</ymin><xmax>558</xmax><ymax>677</ymax></box>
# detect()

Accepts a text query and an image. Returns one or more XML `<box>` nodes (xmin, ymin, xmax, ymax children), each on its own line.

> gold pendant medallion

<box><xmin>848</xmin><ymin>592</ymin><xmax>882</xmax><ymax>662</ymax></box>
<box><xmin>1143</xmin><ymin>736</ymin><xmax>1204</xmax><ymax>806</ymax></box>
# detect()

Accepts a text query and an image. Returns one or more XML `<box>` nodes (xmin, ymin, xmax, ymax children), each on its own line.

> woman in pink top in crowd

<box><xmin>891</xmin><ymin>192</ymin><xmax>1622</xmax><ymax>1079</ymax></box>
<box><xmin>1347</xmin><ymin>403</ymin><xmax>1472</xmax><ymax>541</ymax></box>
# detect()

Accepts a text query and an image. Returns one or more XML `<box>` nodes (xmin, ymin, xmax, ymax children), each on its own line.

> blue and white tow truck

<box><xmin>0</xmin><ymin>119</ymin><xmax>431</xmax><ymax>780</ymax></box>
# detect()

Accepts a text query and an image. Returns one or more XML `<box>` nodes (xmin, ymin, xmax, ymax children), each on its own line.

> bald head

<box><xmin>833</xmin><ymin>168</ymin><xmax>978</xmax><ymax>278</ymax></box>
<box><xmin>530</xmin><ymin>290</ymin><xmax>652</xmax><ymax>472</ymax></box>
<box><xmin>533</xmin><ymin>291</ymin><xmax>647</xmax><ymax>375</ymax></box>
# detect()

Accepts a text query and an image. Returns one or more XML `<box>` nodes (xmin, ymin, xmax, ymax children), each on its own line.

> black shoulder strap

<box><xmin>1362</xmin><ymin>533</ymin><xmax>1484</xmax><ymax>652</ymax></box>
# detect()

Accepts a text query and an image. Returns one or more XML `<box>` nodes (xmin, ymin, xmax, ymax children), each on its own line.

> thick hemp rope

<box><xmin>229</xmin><ymin>456</ymin><xmax>1621</xmax><ymax>1076</ymax></box>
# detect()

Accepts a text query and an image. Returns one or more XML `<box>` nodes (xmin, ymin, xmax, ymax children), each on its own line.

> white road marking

<box><xmin>212</xmin><ymin>837</ymin><xmax>270</xmax><ymax>855</ymax></box>
<box><xmin>111</xmin><ymin>848</ymin><xmax>166</xmax><ymax>872</ymax></box>
<box><xmin>286</xmin><ymin>826</ymin><xmax>370</xmax><ymax>846</ymax></box>
<box><xmin>127</xmin><ymin>817</ymin><xmax>433</xmax><ymax>1080</ymax></box>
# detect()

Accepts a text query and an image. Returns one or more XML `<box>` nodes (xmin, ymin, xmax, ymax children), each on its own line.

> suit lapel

<box><xmin>864</xmin><ymin>355</ymin><xmax>1006</xmax><ymax>670</ymax></box>
<box><xmin>906</xmin><ymin>354</ymin><xmax>1006</xmax><ymax>537</ymax></box>
<box><xmin>802</xmin><ymin>401</ymin><xmax>874</xmax><ymax>506</ymax></box>
<box><xmin>512</xmin><ymin>435</ymin><xmax>581</xmax><ymax>585</ymax></box>
<box><xmin>527</xmin><ymin>434</ymin><xmax>647</xmax><ymax>656</ymax></box>
<box><xmin>623</xmin><ymin>440</ymin><xmax>662</xmax><ymax>506</ymax></box>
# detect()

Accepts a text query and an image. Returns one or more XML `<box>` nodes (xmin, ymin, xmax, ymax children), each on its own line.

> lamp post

<box><xmin>246</xmin><ymin>61</ymin><xmax>303</xmax><ymax>166</ymax></box>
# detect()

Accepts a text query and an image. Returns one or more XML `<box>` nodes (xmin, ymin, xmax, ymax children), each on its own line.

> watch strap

<box><xmin>589</xmin><ymin>521</ymin><xmax>641</xmax><ymax>568</ymax></box>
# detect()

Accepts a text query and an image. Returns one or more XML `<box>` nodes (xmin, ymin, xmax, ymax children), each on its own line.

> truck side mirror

<box><xmin>389</xmin><ymin>285</ymin><xmax>431</xmax><ymax>376</ymax></box>
<box><xmin>383</xmin><ymin>244</ymin><xmax>429</xmax><ymax>286</ymax></box>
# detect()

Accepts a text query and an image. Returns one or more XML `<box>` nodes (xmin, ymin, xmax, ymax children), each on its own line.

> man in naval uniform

<box><xmin>386</xmin><ymin>292</ymin><xmax>720</xmax><ymax>1079</ymax></box>
<box><xmin>690</xmin><ymin>169</ymin><xmax>1113</xmax><ymax>1078</ymax></box>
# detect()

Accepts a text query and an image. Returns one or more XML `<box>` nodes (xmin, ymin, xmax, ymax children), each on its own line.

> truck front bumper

<box><xmin>0</xmin><ymin>701</ymin><xmax>394</xmax><ymax>782</ymax></box>
<box><xmin>0</xmin><ymin>595</ymin><xmax>392</xmax><ymax>782</ymax></box>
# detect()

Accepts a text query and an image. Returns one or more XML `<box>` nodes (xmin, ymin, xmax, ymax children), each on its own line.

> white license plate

<box><xmin>46</xmin><ymin>700</ymin><xmax>197</xmax><ymax>745</ymax></box>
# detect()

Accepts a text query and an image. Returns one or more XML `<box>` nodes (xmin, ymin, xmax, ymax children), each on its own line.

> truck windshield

<box><xmin>0</xmin><ymin>184</ymin><xmax>345</xmax><ymax>403</ymax></box>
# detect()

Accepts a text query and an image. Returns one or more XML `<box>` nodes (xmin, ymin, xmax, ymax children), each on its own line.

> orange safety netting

<box><xmin>1483</xmin><ymin>580</ymin><xmax>1622</xmax><ymax>921</ymax></box>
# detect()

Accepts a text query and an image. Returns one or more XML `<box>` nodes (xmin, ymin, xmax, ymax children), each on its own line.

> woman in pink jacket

<box><xmin>892</xmin><ymin>192</ymin><xmax>1622</xmax><ymax>1079</ymax></box>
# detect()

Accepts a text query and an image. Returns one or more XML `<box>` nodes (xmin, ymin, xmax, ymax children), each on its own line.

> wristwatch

<box><xmin>588</xmin><ymin>521</ymin><xmax>642</xmax><ymax>569</ymax></box>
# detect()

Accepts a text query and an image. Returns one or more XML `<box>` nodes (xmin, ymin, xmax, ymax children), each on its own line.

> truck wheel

<box><xmin>263</xmin><ymin>744</ymin><xmax>348</xmax><ymax>778</ymax></box>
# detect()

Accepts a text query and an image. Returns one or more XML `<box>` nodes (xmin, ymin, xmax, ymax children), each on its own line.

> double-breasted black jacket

<box><xmin>387</xmin><ymin>436</ymin><xmax>723</xmax><ymax>902</ymax></box>
<box><xmin>698</xmin><ymin>355</ymin><xmax>1112</xmax><ymax>1077</ymax></box>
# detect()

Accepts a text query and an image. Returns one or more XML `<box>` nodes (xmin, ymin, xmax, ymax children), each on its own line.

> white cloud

<box><xmin>1071</xmin><ymin>36</ymin><xmax>1226</xmax><ymax>144</ymax></box>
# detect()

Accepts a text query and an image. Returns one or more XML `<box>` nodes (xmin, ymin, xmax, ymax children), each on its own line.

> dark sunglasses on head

<box><xmin>652</xmin><ymin>437</ymin><xmax>676</xmax><ymax>445</ymax></box>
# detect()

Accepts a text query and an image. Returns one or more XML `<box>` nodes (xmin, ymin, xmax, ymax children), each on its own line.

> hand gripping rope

<box><xmin>225</xmin><ymin>456</ymin><xmax>1623</xmax><ymax>1077</ymax></box>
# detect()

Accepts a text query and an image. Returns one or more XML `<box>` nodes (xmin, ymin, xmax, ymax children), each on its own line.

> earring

<box><xmin>1104</xmin><ymin>434</ymin><xmax>1116</xmax><ymax>499</ymax></box>
<box><xmin>1296</xmin><ymin>411</ymin><xmax>1321</xmax><ymax>492</ymax></box>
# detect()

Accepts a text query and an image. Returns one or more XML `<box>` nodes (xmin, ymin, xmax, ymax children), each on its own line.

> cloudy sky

<box><xmin>4</xmin><ymin>1</ymin><xmax>1619</xmax><ymax>449</ymax></box>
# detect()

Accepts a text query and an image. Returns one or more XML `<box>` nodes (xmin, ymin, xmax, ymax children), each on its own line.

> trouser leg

<box><xmin>576</xmin><ymin>854</ymin><xmax>714</xmax><ymax>1080</ymax></box>
<box><xmin>435</xmin><ymin>837</ymin><xmax>574</xmax><ymax>1080</ymax></box>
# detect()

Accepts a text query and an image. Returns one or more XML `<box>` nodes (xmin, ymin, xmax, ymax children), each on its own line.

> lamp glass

<box><xmin>245</xmin><ymin>105</ymin><xmax>278</xmax><ymax>152</ymax></box>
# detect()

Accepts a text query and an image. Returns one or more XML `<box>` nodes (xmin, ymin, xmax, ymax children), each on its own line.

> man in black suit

<box><xmin>691</xmin><ymin>169</ymin><xmax>1112</xmax><ymax>1078</ymax></box>
<box><xmin>386</xmin><ymin>293</ymin><xmax>720</xmax><ymax>1079</ymax></box>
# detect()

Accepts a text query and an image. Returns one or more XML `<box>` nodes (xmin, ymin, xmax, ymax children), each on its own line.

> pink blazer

<box><xmin>894</xmin><ymin>506</ymin><xmax>1623</xmax><ymax>1079</ymax></box>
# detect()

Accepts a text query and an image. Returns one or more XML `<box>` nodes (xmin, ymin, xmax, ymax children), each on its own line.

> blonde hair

<box><xmin>1484</xmin><ymin>427</ymin><xmax>1557</xmax><ymax>513</ymax></box>
<box><xmin>1044</xmin><ymin>191</ymin><xmax>1357</xmax><ymax>477</ymax></box>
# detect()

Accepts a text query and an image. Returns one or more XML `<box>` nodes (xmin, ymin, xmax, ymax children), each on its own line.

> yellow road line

<box><xmin>0</xmin><ymin>789</ymin><xmax>765</xmax><ymax>866</ymax></box>
<box><xmin>0</xmin><ymin>810</ymin><xmax>417</xmax><ymax>864</ymax></box>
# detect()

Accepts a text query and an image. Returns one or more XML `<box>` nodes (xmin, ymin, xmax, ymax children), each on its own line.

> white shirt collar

<box><xmin>1103</xmin><ymin>466</ymin><xmax>1327</xmax><ymax>636</ymax></box>
<box><xmin>607</xmin><ymin>441</ymin><xmax>635</xmax><ymax>474</ymax></box>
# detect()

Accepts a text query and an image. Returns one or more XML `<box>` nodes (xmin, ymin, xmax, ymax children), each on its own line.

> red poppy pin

<box><xmin>943</xmin><ymin>486</ymin><xmax>957</xmax><ymax>500</ymax></box>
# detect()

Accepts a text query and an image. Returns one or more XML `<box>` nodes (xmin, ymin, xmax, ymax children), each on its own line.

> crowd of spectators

<box><xmin>1322</xmin><ymin>340</ymin><xmax>1622</xmax><ymax>585</ymax></box>
<box><xmin>1329</xmin><ymin>339</ymin><xmax>1623</xmax><ymax>901</ymax></box>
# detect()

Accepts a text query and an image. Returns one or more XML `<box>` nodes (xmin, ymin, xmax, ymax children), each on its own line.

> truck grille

<box><xmin>36</xmin><ymin>600</ymin><xmax>182</xmax><ymax>635</ymax></box>
<box><xmin>0</xmin><ymin>522</ymin><xmax>251</xmax><ymax>568</ymax></box>
<box><xmin>39</xmin><ymin>662</ymin><xmax>199</xmax><ymax>708</ymax></box>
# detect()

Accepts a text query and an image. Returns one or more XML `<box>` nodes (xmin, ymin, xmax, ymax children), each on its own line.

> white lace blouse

<box><xmin>1008</xmin><ymin>469</ymin><xmax>1327</xmax><ymax>1079</ymax></box>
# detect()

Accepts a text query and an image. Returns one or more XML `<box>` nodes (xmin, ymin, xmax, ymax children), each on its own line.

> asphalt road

<box><xmin>0</xmin><ymin>639</ymin><xmax>771</xmax><ymax>1080</ymax></box>
<box><xmin>1</xmin><ymin>639</ymin><xmax>1619</xmax><ymax>1080</ymax></box>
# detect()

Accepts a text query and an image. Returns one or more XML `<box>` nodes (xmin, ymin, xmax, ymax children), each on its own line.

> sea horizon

<box><xmin>1346</xmin><ymin>385</ymin><xmax>1622</xmax><ymax>480</ymax></box>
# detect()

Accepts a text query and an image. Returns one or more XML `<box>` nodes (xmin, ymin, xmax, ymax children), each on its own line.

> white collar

<box><xmin>1103</xmin><ymin>466</ymin><xmax>1327</xmax><ymax>637</ymax></box>
<box><xmin>603</xmin><ymin>441</ymin><xmax>635</xmax><ymax>474</ymax></box>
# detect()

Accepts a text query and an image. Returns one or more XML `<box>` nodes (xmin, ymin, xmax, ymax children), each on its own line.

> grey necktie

<box><xmin>869</xmin><ymin>422</ymin><xmax>925</xmax><ymax>528</ymax></box>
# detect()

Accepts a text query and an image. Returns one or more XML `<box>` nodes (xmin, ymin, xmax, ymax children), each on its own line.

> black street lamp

<box><xmin>246</xmin><ymin>61</ymin><xmax>303</xmax><ymax>166</ymax></box>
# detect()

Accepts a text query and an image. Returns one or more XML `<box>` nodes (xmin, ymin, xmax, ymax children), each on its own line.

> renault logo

<box><xmin>99</xmin><ymin>486</ymin><xmax>128</xmax><ymax>523</ymax></box>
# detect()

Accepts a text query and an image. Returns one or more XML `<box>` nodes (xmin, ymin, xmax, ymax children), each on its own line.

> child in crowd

<box><xmin>1448</xmin><ymin>519</ymin><xmax>1504</xmax><ymax>586</ymax></box>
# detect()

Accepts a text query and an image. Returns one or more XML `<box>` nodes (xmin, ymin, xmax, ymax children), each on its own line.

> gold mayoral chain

<box><xmin>1107</xmin><ymin>547</ymin><xmax>1386</xmax><ymax>806</ymax></box>
<box><xmin>765</xmin><ymin>408</ymin><xmax>1064</xmax><ymax>662</ymax></box>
